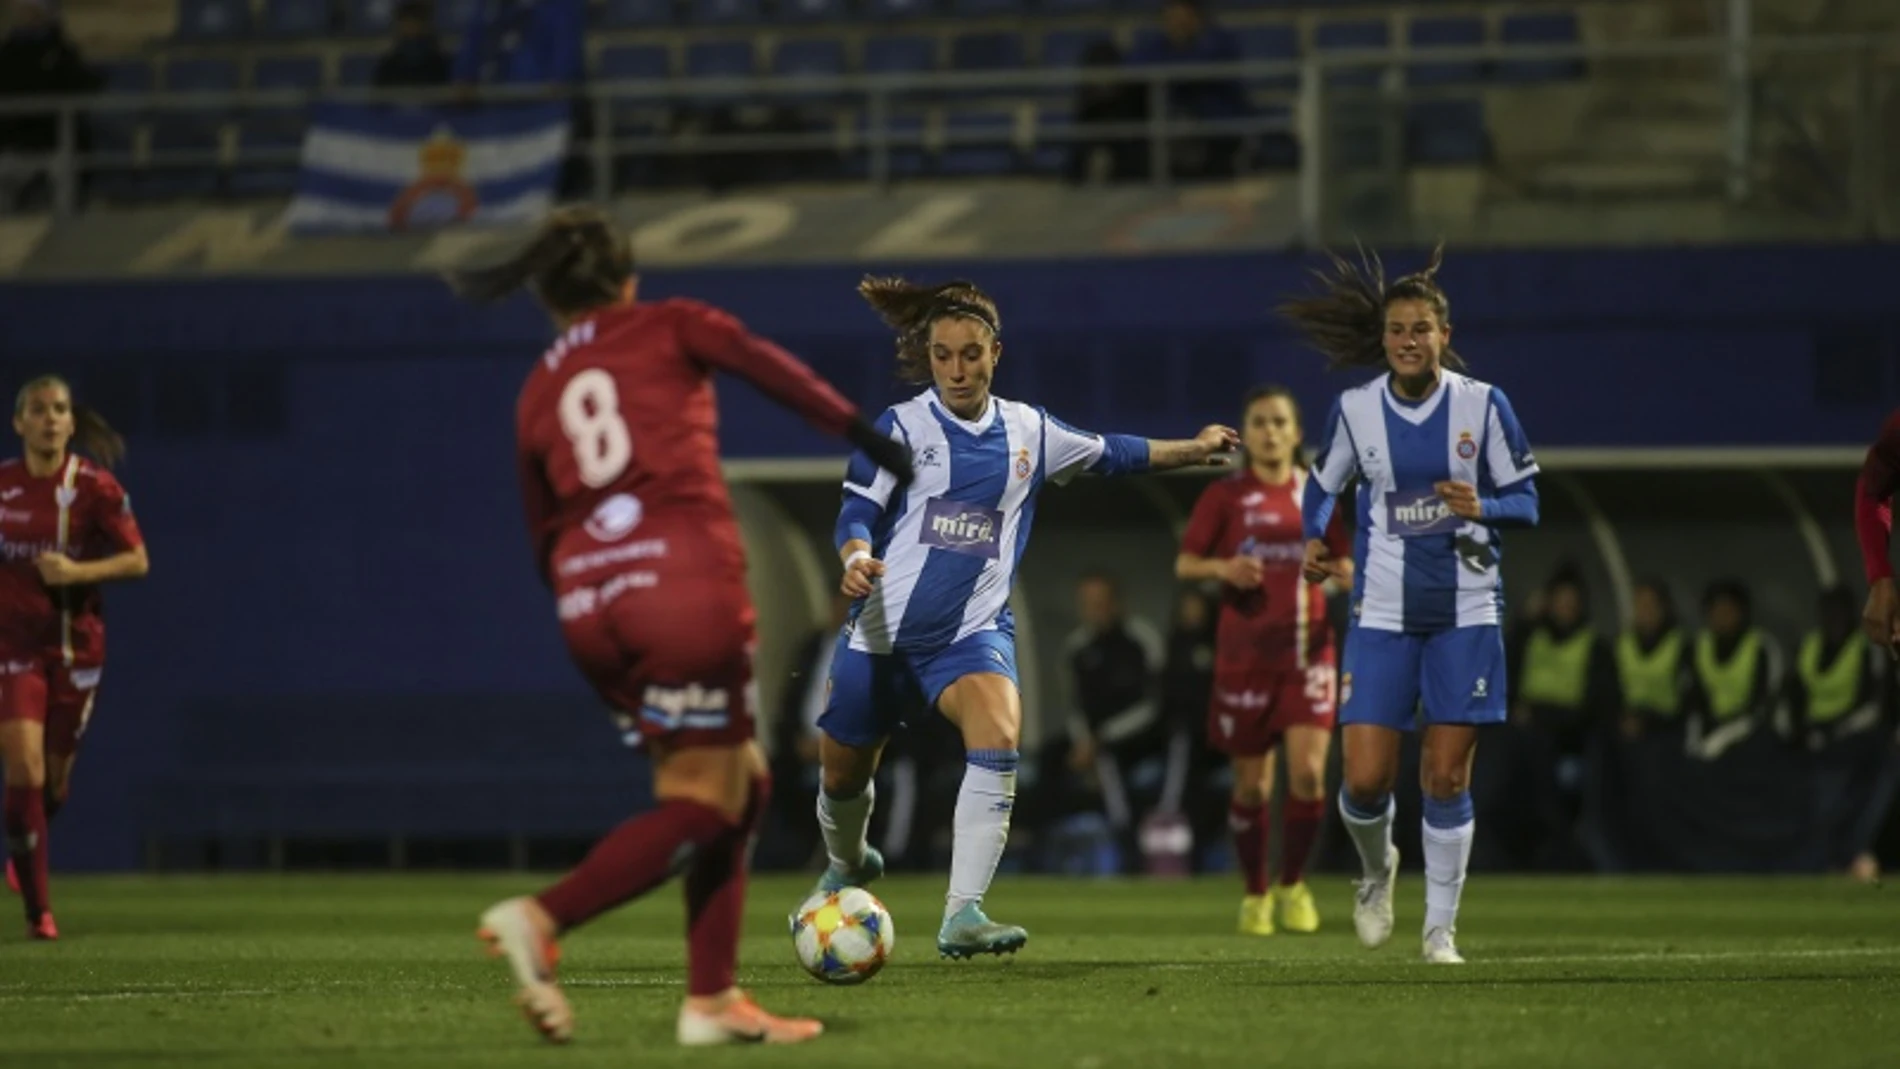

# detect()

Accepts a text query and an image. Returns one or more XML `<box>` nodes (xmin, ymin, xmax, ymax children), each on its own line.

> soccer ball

<box><xmin>789</xmin><ymin>887</ymin><xmax>894</xmax><ymax>985</ymax></box>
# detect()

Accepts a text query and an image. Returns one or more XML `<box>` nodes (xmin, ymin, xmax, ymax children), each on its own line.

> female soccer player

<box><xmin>1283</xmin><ymin>246</ymin><xmax>1540</xmax><ymax>964</ymax></box>
<box><xmin>1176</xmin><ymin>384</ymin><xmax>1351</xmax><ymax>936</ymax></box>
<box><xmin>1855</xmin><ymin>408</ymin><xmax>1900</xmax><ymax>655</ymax></box>
<box><xmin>810</xmin><ymin>276</ymin><xmax>1239</xmax><ymax>959</ymax></box>
<box><xmin>1</xmin><ymin>375</ymin><xmax>148</xmax><ymax>941</ymax></box>
<box><xmin>445</xmin><ymin>206</ymin><xmax>912</xmax><ymax>1045</ymax></box>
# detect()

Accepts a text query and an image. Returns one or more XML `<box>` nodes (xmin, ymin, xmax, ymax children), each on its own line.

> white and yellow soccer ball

<box><xmin>789</xmin><ymin>887</ymin><xmax>895</xmax><ymax>985</ymax></box>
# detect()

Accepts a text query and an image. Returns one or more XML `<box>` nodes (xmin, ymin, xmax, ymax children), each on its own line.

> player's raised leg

<box><xmin>933</xmin><ymin>659</ymin><xmax>1027</xmax><ymax>959</ymax></box>
<box><xmin>1272</xmin><ymin>722</ymin><xmax>1331</xmax><ymax>934</ymax></box>
<box><xmin>810</xmin><ymin>642</ymin><xmax>893</xmax><ymax>896</ymax></box>
<box><xmin>2</xmin><ymin>671</ymin><xmax>56</xmax><ymax>940</ymax></box>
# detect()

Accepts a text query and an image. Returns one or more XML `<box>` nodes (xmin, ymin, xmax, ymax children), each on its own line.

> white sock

<box><xmin>1337</xmin><ymin>791</ymin><xmax>1395</xmax><ymax>880</ymax></box>
<box><xmin>817</xmin><ymin>782</ymin><xmax>874</xmax><ymax>871</ymax></box>
<box><xmin>1422</xmin><ymin>819</ymin><xmax>1475</xmax><ymax>933</ymax></box>
<box><xmin>945</xmin><ymin>750</ymin><xmax>1018</xmax><ymax>921</ymax></box>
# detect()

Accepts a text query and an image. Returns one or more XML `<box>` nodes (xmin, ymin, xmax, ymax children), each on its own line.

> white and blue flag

<box><xmin>284</xmin><ymin>102</ymin><xmax>569</xmax><ymax>234</ymax></box>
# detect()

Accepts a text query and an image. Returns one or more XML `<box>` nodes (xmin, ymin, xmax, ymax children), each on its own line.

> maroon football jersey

<box><xmin>515</xmin><ymin>298</ymin><xmax>858</xmax><ymax>591</ymax></box>
<box><xmin>1181</xmin><ymin>469</ymin><xmax>1347</xmax><ymax>673</ymax></box>
<box><xmin>0</xmin><ymin>455</ymin><xmax>144</xmax><ymax>664</ymax></box>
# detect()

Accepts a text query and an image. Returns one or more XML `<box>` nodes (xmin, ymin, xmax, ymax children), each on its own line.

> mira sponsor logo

<box><xmin>919</xmin><ymin>498</ymin><xmax>1003</xmax><ymax>560</ymax></box>
<box><xmin>1385</xmin><ymin>490</ymin><xmax>1461</xmax><ymax>537</ymax></box>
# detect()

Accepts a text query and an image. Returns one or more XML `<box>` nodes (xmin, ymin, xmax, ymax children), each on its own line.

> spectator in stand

<box><xmin>0</xmin><ymin>0</ymin><xmax>100</xmax><ymax>210</ymax></box>
<box><xmin>1067</xmin><ymin>39</ymin><xmax>1149</xmax><ymax>184</ymax></box>
<box><xmin>1128</xmin><ymin>0</ymin><xmax>1249</xmax><ymax>179</ymax></box>
<box><xmin>375</xmin><ymin>2</ymin><xmax>452</xmax><ymax>90</ymax></box>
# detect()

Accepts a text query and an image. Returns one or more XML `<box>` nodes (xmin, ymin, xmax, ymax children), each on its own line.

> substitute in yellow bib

<box><xmin>1787</xmin><ymin>586</ymin><xmax>1896</xmax><ymax>883</ymax></box>
<box><xmin>1614</xmin><ymin>579</ymin><xmax>1695</xmax><ymax>740</ymax></box>
<box><xmin>1688</xmin><ymin>580</ymin><xmax>1781</xmax><ymax>760</ymax></box>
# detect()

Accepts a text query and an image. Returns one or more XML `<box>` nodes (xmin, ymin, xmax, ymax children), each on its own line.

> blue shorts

<box><xmin>817</xmin><ymin>627</ymin><xmax>1018</xmax><ymax>748</ymax></box>
<box><xmin>1339</xmin><ymin>624</ymin><xmax>1507</xmax><ymax>731</ymax></box>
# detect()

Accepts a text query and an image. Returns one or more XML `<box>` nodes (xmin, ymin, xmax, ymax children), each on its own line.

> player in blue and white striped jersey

<box><xmin>810</xmin><ymin>276</ymin><xmax>1239</xmax><ymax>960</ymax></box>
<box><xmin>1284</xmin><ymin>246</ymin><xmax>1540</xmax><ymax>965</ymax></box>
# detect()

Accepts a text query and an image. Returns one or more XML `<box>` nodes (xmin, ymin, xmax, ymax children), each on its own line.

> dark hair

<box><xmin>1817</xmin><ymin>584</ymin><xmax>1856</xmax><ymax>621</ymax></box>
<box><xmin>1078</xmin><ymin>569</ymin><xmax>1120</xmax><ymax>594</ymax></box>
<box><xmin>444</xmin><ymin>204</ymin><xmax>634</xmax><ymax>316</ymax></box>
<box><xmin>1632</xmin><ymin>577</ymin><xmax>1677</xmax><ymax>630</ymax></box>
<box><xmin>395</xmin><ymin>1</ymin><xmax>431</xmax><ymax>22</ymax></box>
<box><xmin>1276</xmin><ymin>243</ymin><xmax>1465</xmax><ymax>372</ymax></box>
<box><xmin>13</xmin><ymin>374</ymin><xmax>125</xmax><ymax>468</ymax></box>
<box><xmin>857</xmin><ymin>276</ymin><xmax>1001</xmax><ymax>384</ymax></box>
<box><xmin>1702</xmin><ymin>578</ymin><xmax>1751</xmax><ymax>617</ymax></box>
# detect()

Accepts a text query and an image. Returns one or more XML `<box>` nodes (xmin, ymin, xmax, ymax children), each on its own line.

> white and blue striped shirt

<box><xmin>1304</xmin><ymin>371</ymin><xmax>1540</xmax><ymax>633</ymax></box>
<box><xmin>838</xmin><ymin>389</ymin><xmax>1147</xmax><ymax>654</ymax></box>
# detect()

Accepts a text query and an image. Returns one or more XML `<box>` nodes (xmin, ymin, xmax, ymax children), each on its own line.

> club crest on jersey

<box><xmin>1014</xmin><ymin>449</ymin><xmax>1031</xmax><ymax>480</ymax></box>
<box><xmin>584</xmin><ymin>493</ymin><xmax>644</xmax><ymax>542</ymax></box>
<box><xmin>919</xmin><ymin>498</ymin><xmax>1003</xmax><ymax>560</ymax></box>
<box><xmin>1340</xmin><ymin>673</ymin><xmax>1353</xmax><ymax>706</ymax></box>
<box><xmin>1385</xmin><ymin>489</ymin><xmax>1461</xmax><ymax>537</ymax></box>
<box><xmin>1456</xmin><ymin>431</ymin><xmax>1477</xmax><ymax>460</ymax></box>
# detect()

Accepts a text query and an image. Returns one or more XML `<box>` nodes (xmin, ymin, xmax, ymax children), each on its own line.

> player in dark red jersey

<box><xmin>1176</xmin><ymin>385</ymin><xmax>1350</xmax><ymax>936</ymax></box>
<box><xmin>1857</xmin><ymin>409</ymin><xmax>1900</xmax><ymax>656</ymax></box>
<box><xmin>445</xmin><ymin>206</ymin><xmax>911</xmax><ymax>1047</ymax></box>
<box><xmin>1</xmin><ymin>375</ymin><xmax>149</xmax><ymax>941</ymax></box>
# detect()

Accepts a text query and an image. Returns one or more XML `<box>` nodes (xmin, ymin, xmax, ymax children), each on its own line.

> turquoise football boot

<box><xmin>936</xmin><ymin>902</ymin><xmax>1028</xmax><ymax>960</ymax></box>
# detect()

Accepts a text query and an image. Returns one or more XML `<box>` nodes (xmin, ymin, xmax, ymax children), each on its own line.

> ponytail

<box><xmin>857</xmin><ymin>275</ymin><xmax>1001</xmax><ymax>384</ymax></box>
<box><xmin>1276</xmin><ymin>243</ymin><xmax>1465</xmax><ymax>372</ymax></box>
<box><xmin>73</xmin><ymin>403</ymin><xmax>125</xmax><ymax>469</ymax></box>
<box><xmin>444</xmin><ymin>204</ymin><xmax>634</xmax><ymax>316</ymax></box>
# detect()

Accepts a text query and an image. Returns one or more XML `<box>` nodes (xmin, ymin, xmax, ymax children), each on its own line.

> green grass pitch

<box><xmin>3</xmin><ymin>874</ymin><xmax>1896</xmax><ymax>1068</ymax></box>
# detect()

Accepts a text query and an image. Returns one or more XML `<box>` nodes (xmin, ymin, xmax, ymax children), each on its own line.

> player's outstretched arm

<box><xmin>1146</xmin><ymin>425</ymin><xmax>1241</xmax><ymax>472</ymax></box>
<box><xmin>35</xmin><ymin>544</ymin><xmax>148</xmax><ymax>587</ymax></box>
<box><xmin>1857</xmin><ymin>411</ymin><xmax>1900</xmax><ymax>653</ymax></box>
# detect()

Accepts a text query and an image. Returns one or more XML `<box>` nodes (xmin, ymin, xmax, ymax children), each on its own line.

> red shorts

<box><xmin>1206</xmin><ymin>656</ymin><xmax>1338</xmax><ymax>756</ymax></box>
<box><xmin>556</xmin><ymin>571</ymin><xmax>758</xmax><ymax>751</ymax></box>
<box><xmin>0</xmin><ymin>654</ymin><xmax>102</xmax><ymax>757</ymax></box>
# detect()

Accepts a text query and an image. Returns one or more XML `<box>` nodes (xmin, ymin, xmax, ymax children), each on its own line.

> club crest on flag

<box><xmin>388</xmin><ymin>127</ymin><xmax>478</xmax><ymax>231</ymax></box>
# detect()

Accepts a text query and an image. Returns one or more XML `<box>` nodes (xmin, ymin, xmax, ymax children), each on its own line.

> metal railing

<box><xmin>0</xmin><ymin>30</ymin><xmax>1894</xmax><ymax>243</ymax></box>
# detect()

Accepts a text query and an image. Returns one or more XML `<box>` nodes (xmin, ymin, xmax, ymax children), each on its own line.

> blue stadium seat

<box><xmin>337</xmin><ymin>51</ymin><xmax>380</xmax><ymax>86</ymax></box>
<box><xmin>597</xmin><ymin>44</ymin><xmax>672</xmax><ymax>81</ymax></box>
<box><xmin>772</xmin><ymin>39</ymin><xmax>847</xmax><ymax>102</ymax></box>
<box><xmin>175</xmin><ymin>0</ymin><xmax>253</xmax><ymax>40</ymax></box>
<box><xmin>1497</xmin><ymin>12</ymin><xmax>1583</xmax><ymax>83</ymax></box>
<box><xmin>597</xmin><ymin>0</ymin><xmax>674</xmax><ymax>27</ymax></box>
<box><xmin>863</xmin><ymin>33</ymin><xmax>937</xmax><ymax>76</ymax></box>
<box><xmin>253</xmin><ymin>56</ymin><xmax>324</xmax><ymax>93</ymax></box>
<box><xmin>775</xmin><ymin>0</ymin><xmax>846</xmax><ymax>22</ymax></box>
<box><xmin>950</xmin><ymin>31</ymin><xmax>1025</xmax><ymax>71</ymax></box>
<box><xmin>937</xmin><ymin>108</ymin><xmax>1017</xmax><ymax>175</ymax></box>
<box><xmin>687</xmin><ymin>0</ymin><xmax>762</xmax><ymax>25</ymax></box>
<box><xmin>1039</xmin><ymin>30</ymin><xmax>1104</xmax><ymax>70</ymax></box>
<box><xmin>1314</xmin><ymin>20</ymin><xmax>1390</xmax><ymax>88</ymax></box>
<box><xmin>167</xmin><ymin>57</ymin><xmax>243</xmax><ymax>97</ymax></box>
<box><xmin>146</xmin><ymin>117</ymin><xmax>225</xmax><ymax>198</ymax></box>
<box><xmin>344</xmin><ymin>0</ymin><xmax>398</xmax><ymax>36</ymax></box>
<box><xmin>1406</xmin><ymin>98</ymin><xmax>1488</xmax><ymax>164</ymax></box>
<box><xmin>1029</xmin><ymin>106</ymin><xmax>1076</xmax><ymax>175</ymax></box>
<box><xmin>865</xmin><ymin>0</ymin><xmax>933</xmax><ymax>21</ymax></box>
<box><xmin>685</xmin><ymin>40</ymin><xmax>756</xmax><ymax>105</ymax></box>
<box><xmin>1235</xmin><ymin>23</ymin><xmax>1298</xmax><ymax>90</ymax></box>
<box><xmin>99</xmin><ymin>59</ymin><xmax>155</xmax><ymax>94</ymax></box>
<box><xmin>232</xmin><ymin>109</ymin><xmax>307</xmax><ymax>197</ymax></box>
<box><xmin>947</xmin><ymin>0</ymin><xmax>1020</xmax><ymax>17</ymax></box>
<box><xmin>261</xmin><ymin>0</ymin><xmax>331</xmax><ymax>36</ymax></box>
<box><xmin>1408</xmin><ymin>17</ymin><xmax>1485</xmax><ymax>87</ymax></box>
<box><xmin>855</xmin><ymin>112</ymin><xmax>927</xmax><ymax>178</ymax></box>
<box><xmin>436</xmin><ymin>0</ymin><xmax>482</xmax><ymax>33</ymax></box>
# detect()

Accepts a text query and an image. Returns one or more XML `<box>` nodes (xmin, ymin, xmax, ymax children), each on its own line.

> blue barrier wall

<box><xmin>0</xmin><ymin>244</ymin><xmax>1894</xmax><ymax>872</ymax></box>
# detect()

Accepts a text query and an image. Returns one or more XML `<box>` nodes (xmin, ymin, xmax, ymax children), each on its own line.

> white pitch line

<box><xmin>0</xmin><ymin>988</ymin><xmax>276</xmax><ymax>1003</ymax></box>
